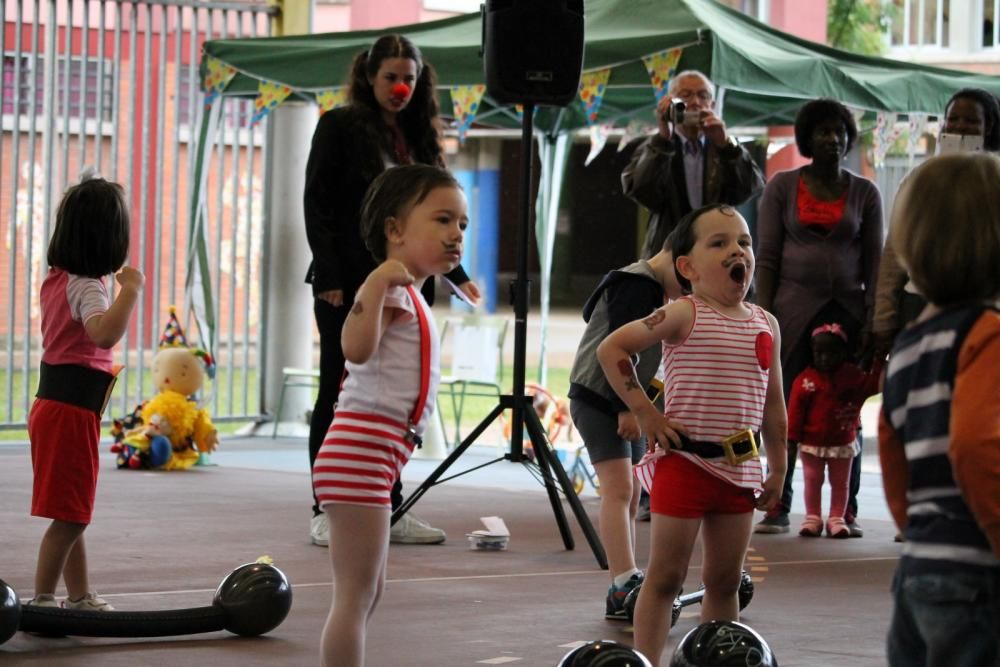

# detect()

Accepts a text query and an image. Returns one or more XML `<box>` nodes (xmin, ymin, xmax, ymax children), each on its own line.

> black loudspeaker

<box><xmin>482</xmin><ymin>0</ymin><xmax>585</xmax><ymax>106</ymax></box>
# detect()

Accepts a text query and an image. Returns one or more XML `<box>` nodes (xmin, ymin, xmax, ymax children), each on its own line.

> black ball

<box><xmin>737</xmin><ymin>571</ymin><xmax>754</xmax><ymax>611</ymax></box>
<box><xmin>670</xmin><ymin>621</ymin><xmax>776</xmax><ymax>667</ymax></box>
<box><xmin>213</xmin><ymin>563</ymin><xmax>292</xmax><ymax>637</ymax></box>
<box><xmin>558</xmin><ymin>640</ymin><xmax>652</xmax><ymax>667</ymax></box>
<box><xmin>0</xmin><ymin>579</ymin><xmax>20</xmax><ymax>645</ymax></box>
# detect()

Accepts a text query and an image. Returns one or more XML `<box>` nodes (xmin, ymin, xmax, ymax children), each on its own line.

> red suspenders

<box><xmin>404</xmin><ymin>285</ymin><xmax>431</xmax><ymax>446</ymax></box>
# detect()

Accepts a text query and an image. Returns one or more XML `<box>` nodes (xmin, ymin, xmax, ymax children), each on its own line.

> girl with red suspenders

<box><xmin>312</xmin><ymin>164</ymin><xmax>468</xmax><ymax>667</ymax></box>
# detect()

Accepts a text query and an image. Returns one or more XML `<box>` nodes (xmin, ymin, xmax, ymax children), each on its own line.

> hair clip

<box><xmin>79</xmin><ymin>165</ymin><xmax>101</xmax><ymax>182</ymax></box>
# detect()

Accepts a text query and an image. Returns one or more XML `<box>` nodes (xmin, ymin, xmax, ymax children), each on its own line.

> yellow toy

<box><xmin>112</xmin><ymin>307</ymin><xmax>218</xmax><ymax>470</ymax></box>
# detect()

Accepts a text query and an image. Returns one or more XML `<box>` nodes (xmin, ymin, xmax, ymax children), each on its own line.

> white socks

<box><xmin>613</xmin><ymin>568</ymin><xmax>642</xmax><ymax>588</ymax></box>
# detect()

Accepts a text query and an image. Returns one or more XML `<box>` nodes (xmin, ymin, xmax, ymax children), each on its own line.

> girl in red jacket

<box><xmin>787</xmin><ymin>323</ymin><xmax>881</xmax><ymax>538</ymax></box>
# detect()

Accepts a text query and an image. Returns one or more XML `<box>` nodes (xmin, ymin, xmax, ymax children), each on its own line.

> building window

<box><xmin>717</xmin><ymin>0</ymin><xmax>769</xmax><ymax>21</ymax></box>
<box><xmin>2</xmin><ymin>53</ymin><xmax>114</xmax><ymax>120</ymax></box>
<box><xmin>888</xmin><ymin>0</ymin><xmax>950</xmax><ymax>49</ymax></box>
<box><xmin>985</xmin><ymin>0</ymin><xmax>999</xmax><ymax>47</ymax></box>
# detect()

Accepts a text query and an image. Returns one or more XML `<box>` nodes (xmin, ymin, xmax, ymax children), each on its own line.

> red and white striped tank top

<box><xmin>662</xmin><ymin>296</ymin><xmax>773</xmax><ymax>491</ymax></box>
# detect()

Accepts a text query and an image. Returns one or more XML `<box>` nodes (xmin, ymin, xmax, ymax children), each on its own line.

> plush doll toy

<box><xmin>113</xmin><ymin>307</ymin><xmax>218</xmax><ymax>470</ymax></box>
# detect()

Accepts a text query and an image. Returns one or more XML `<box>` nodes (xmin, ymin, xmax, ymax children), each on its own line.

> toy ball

<box><xmin>558</xmin><ymin>640</ymin><xmax>652</xmax><ymax>667</ymax></box>
<box><xmin>391</xmin><ymin>82</ymin><xmax>411</xmax><ymax>100</ymax></box>
<box><xmin>213</xmin><ymin>562</ymin><xmax>292</xmax><ymax>637</ymax></box>
<box><xmin>0</xmin><ymin>579</ymin><xmax>20</xmax><ymax>645</ymax></box>
<box><xmin>670</xmin><ymin>621</ymin><xmax>777</xmax><ymax>667</ymax></box>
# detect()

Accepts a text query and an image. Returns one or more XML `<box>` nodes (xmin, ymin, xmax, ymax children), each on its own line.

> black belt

<box><xmin>677</xmin><ymin>429</ymin><xmax>759</xmax><ymax>465</ymax></box>
<box><xmin>36</xmin><ymin>362</ymin><xmax>117</xmax><ymax>416</ymax></box>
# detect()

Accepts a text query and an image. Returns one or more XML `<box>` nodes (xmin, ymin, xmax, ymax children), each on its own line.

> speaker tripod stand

<box><xmin>391</xmin><ymin>102</ymin><xmax>607</xmax><ymax>569</ymax></box>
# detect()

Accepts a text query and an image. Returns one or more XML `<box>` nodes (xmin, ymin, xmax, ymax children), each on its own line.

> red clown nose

<box><xmin>391</xmin><ymin>82</ymin><xmax>411</xmax><ymax>100</ymax></box>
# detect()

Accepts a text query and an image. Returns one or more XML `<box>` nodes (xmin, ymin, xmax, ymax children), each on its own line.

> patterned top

<box><xmin>661</xmin><ymin>296</ymin><xmax>773</xmax><ymax>491</ymax></box>
<box><xmin>788</xmin><ymin>362</ymin><xmax>881</xmax><ymax>454</ymax></box>
<box><xmin>881</xmin><ymin>305</ymin><xmax>1000</xmax><ymax>574</ymax></box>
<box><xmin>39</xmin><ymin>268</ymin><xmax>112</xmax><ymax>372</ymax></box>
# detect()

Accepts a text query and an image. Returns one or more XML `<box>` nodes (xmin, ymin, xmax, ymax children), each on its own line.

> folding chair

<box><xmin>437</xmin><ymin>315</ymin><xmax>509</xmax><ymax>448</ymax></box>
<box><xmin>271</xmin><ymin>367</ymin><xmax>320</xmax><ymax>438</ymax></box>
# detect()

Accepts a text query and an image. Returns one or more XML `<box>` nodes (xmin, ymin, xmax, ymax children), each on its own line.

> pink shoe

<box><xmin>798</xmin><ymin>515</ymin><xmax>822</xmax><ymax>537</ymax></box>
<box><xmin>826</xmin><ymin>517</ymin><xmax>849</xmax><ymax>539</ymax></box>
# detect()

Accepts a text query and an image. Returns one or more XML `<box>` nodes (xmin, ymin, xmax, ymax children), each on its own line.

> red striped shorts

<box><xmin>312</xmin><ymin>410</ymin><xmax>417</xmax><ymax>509</ymax></box>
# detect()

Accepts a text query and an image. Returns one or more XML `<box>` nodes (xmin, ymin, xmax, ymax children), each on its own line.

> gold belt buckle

<box><xmin>721</xmin><ymin>429</ymin><xmax>758</xmax><ymax>465</ymax></box>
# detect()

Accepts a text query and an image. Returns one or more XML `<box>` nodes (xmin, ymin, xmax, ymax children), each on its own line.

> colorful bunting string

<box><xmin>251</xmin><ymin>79</ymin><xmax>294</xmax><ymax>126</ymax></box>
<box><xmin>203</xmin><ymin>56</ymin><xmax>237</xmax><ymax>106</ymax></box>
<box><xmin>316</xmin><ymin>88</ymin><xmax>348</xmax><ymax>114</ymax></box>
<box><xmin>449</xmin><ymin>84</ymin><xmax>486</xmax><ymax>144</ymax></box>
<box><xmin>642</xmin><ymin>48</ymin><xmax>683</xmax><ymax>104</ymax></box>
<box><xmin>578</xmin><ymin>68</ymin><xmax>611</xmax><ymax>125</ymax></box>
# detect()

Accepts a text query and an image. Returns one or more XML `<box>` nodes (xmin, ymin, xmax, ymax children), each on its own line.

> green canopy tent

<box><xmin>192</xmin><ymin>0</ymin><xmax>1000</xmax><ymax>382</ymax></box>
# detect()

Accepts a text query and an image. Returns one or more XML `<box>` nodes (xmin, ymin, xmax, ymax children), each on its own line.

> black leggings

<box><xmin>308</xmin><ymin>298</ymin><xmax>403</xmax><ymax>515</ymax></box>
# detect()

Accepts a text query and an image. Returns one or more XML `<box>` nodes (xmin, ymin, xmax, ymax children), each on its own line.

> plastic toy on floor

<box><xmin>501</xmin><ymin>382</ymin><xmax>572</xmax><ymax>461</ymax></box>
<box><xmin>110</xmin><ymin>306</ymin><xmax>218</xmax><ymax>470</ymax></box>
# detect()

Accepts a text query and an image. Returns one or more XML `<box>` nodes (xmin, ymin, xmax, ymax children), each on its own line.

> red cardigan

<box><xmin>787</xmin><ymin>363</ymin><xmax>881</xmax><ymax>446</ymax></box>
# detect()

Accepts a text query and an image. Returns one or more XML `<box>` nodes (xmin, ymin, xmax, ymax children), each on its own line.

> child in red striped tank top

<box><xmin>598</xmin><ymin>204</ymin><xmax>787</xmax><ymax>664</ymax></box>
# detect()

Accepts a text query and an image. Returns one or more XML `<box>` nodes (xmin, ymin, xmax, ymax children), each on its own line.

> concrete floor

<box><xmin>0</xmin><ymin>436</ymin><xmax>901</xmax><ymax>666</ymax></box>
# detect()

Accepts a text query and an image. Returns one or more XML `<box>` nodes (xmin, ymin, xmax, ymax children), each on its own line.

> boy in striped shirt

<box><xmin>879</xmin><ymin>153</ymin><xmax>1000</xmax><ymax>667</ymax></box>
<box><xmin>598</xmin><ymin>203</ymin><xmax>787</xmax><ymax>664</ymax></box>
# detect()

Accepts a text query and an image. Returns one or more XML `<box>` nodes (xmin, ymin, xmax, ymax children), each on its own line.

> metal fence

<box><xmin>1</xmin><ymin>0</ymin><xmax>276</xmax><ymax>429</ymax></box>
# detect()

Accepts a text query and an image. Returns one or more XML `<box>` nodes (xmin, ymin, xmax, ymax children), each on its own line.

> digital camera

<box><xmin>663</xmin><ymin>98</ymin><xmax>701</xmax><ymax>127</ymax></box>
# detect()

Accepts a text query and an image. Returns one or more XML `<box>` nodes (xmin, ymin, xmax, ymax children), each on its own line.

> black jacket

<box><xmin>303</xmin><ymin>106</ymin><xmax>468</xmax><ymax>304</ymax></box>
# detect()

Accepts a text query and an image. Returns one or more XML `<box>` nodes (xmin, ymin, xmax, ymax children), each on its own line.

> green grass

<box><xmin>0</xmin><ymin>363</ymin><xmax>571</xmax><ymax>441</ymax></box>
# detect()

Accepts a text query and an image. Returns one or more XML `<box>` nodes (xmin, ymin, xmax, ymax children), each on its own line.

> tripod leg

<box><xmin>392</xmin><ymin>402</ymin><xmax>507</xmax><ymax>525</ymax></box>
<box><xmin>525</xmin><ymin>412</ymin><xmax>574</xmax><ymax>550</ymax></box>
<box><xmin>525</xmin><ymin>408</ymin><xmax>608</xmax><ymax>569</ymax></box>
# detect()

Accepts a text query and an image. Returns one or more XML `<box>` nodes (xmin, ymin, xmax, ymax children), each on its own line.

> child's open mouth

<box><xmin>729</xmin><ymin>263</ymin><xmax>746</xmax><ymax>283</ymax></box>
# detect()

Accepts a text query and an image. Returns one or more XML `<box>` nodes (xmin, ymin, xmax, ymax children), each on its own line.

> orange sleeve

<box><xmin>950</xmin><ymin>312</ymin><xmax>1000</xmax><ymax>558</ymax></box>
<box><xmin>878</xmin><ymin>410</ymin><xmax>910</xmax><ymax>532</ymax></box>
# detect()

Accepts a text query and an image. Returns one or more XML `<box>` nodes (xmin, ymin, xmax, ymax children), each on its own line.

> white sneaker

<box><xmin>63</xmin><ymin>592</ymin><xmax>114</xmax><ymax>611</ymax></box>
<box><xmin>26</xmin><ymin>594</ymin><xmax>60</xmax><ymax>608</ymax></box>
<box><xmin>310</xmin><ymin>513</ymin><xmax>329</xmax><ymax>547</ymax></box>
<box><xmin>390</xmin><ymin>513</ymin><xmax>446</xmax><ymax>544</ymax></box>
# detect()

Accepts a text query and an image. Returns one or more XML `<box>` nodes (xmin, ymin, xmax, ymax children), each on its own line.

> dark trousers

<box><xmin>775</xmin><ymin>300</ymin><xmax>864</xmax><ymax>519</ymax></box>
<box><xmin>308</xmin><ymin>298</ymin><xmax>403</xmax><ymax>515</ymax></box>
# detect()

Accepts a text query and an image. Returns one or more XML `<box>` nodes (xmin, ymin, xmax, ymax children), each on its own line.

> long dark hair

<box><xmin>944</xmin><ymin>87</ymin><xmax>1000</xmax><ymax>152</ymax></box>
<box><xmin>346</xmin><ymin>34</ymin><xmax>443</xmax><ymax>167</ymax></box>
<box><xmin>47</xmin><ymin>177</ymin><xmax>130</xmax><ymax>278</ymax></box>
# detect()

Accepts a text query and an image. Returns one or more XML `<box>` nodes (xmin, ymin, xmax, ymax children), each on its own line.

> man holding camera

<box><xmin>622</xmin><ymin>70</ymin><xmax>765</xmax><ymax>259</ymax></box>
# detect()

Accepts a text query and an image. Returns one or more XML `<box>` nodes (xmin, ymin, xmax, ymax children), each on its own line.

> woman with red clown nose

<box><xmin>303</xmin><ymin>34</ymin><xmax>481</xmax><ymax>550</ymax></box>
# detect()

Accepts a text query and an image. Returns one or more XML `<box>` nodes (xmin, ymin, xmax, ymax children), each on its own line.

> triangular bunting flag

<box><xmin>203</xmin><ymin>56</ymin><xmax>238</xmax><ymax>106</ymax></box>
<box><xmin>578</xmin><ymin>68</ymin><xmax>611</xmax><ymax>125</ymax></box>
<box><xmin>906</xmin><ymin>113</ymin><xmax>928</xmax><ymax>166</ymax></box>
<box><xmin>585</xmin><ymin>123</ymin><xmax>613</xmax><ymax>166</ymax></box>
<box><xmin>873</xmin><ymin>111</ymin><xmax>902</xmax><ymax>168</ymax></box>
<box><xmin>251</xmin><ymin>79</ymin><xmax>294</xmax><ymax>127</ymax></box>
<box><xmin>618</xmin><ymin>119</ymin><xmax>653</xmax><ymax>152</ymax></box>
<box><xmin>449</xmin><ymin>84</ymin><xmax>487</xmax><ymax>144</ymax></box>
<box><xmin>316</xmin><ymin>88</ymin><xmax>348</xmax><ymax>115</ymax></box>
<box><xmin>641</xmin><ymin>48</ymin><xmax>683</xmax><ymax>104</ymax></box>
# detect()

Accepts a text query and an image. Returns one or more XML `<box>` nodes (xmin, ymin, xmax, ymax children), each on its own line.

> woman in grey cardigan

<box><xmin>753</xmin><ymin>99</ymin><xmax>883</xmax><ymax>536</ymax></box>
